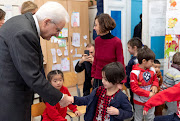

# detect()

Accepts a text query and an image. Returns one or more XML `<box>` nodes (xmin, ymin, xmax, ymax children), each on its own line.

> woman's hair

<box><xmin>172</xmin><ymin>52</ymin><xmax>180</xmax><ymax>65</ymax></box>
<box><xmin>128</xmin><ymin>37</ymin><xmax>143</xmax><ymax>50</ymax></box>
<box><xmin>137</xmin><ymin>45</ymin><xmax>155</xmax><ymax>64</ymax></box>
<box><xmin>47</xmin><ymin>70</ymin><xmax>64</xmax><ymax>82</ymax></box>
<box><xmin>0</xmin><ymin>9</ymin><xmax>5</xmax><ymax>20</ymax></box>
<box><xmin>35</xmin><ymin>1</ymin><xmax>69</xmax><ymax>24</ymax></box>
<box><xmin>21</xmin><ymin>1</ymin><xmax>38</xmax><ymax>14</ymax></box>
<box><xmin>102</xmin><ymin>62</ymin><xmax>125</xmax><ymax>84</ymax></box>
<box><xmin>95</xmin><ymin>13</ymin><xmax>116</xmax><ymax>34</ymax></box>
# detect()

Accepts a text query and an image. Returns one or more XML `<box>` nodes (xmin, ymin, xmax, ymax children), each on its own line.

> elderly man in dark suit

<box><xmin>0</xmin><ymin>2</ymin><xmax>73</xmax><ymax>121</ymax></box>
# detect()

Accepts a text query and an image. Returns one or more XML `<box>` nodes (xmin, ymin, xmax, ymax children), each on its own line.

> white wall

<box><xmin>104</xmin><ymin>0</ymin><xmax>131</xmax><ymax>65</ymax></box>
<box><xmin>0</xmin><ymin>0</ymin><xmax>34</xmax><ymax>21</ymax></box>
<box><xmin>88</xmin><ymin>5</ymin><xmax>97</xmax><ymax>44</ymax></box>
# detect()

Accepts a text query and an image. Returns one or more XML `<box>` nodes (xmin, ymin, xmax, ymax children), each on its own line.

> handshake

<box><xmin>59</xmin><ymin>94</ymin><xmax>74</xmax><ymax>107</ymax></box>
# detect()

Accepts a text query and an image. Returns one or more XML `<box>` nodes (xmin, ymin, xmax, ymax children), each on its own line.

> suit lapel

<box><xmin>24</xmin><ymin>13</ymin><xmax>43</xmax><ymax>71</ymax></box>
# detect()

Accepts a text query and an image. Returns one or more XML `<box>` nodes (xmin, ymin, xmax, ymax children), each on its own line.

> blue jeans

<box><xmin>154</xmin><ymin>113</ymin><xmax>180</xmax><ymax>121</ymax></box>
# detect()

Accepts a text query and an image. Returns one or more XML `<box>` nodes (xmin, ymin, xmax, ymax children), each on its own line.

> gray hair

<box><xmin>35</xmin><ymin>1</ymin><xmax>69</xmax><ymax>23</ymax></box>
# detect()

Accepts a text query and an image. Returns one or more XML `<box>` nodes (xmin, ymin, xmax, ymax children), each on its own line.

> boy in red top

<box><xmin>130</xmin><ymin>45</ymin><xmax>159</xmax><ymax>121</ymax></box>
<box><xmin>42</xmin><ymin>70</ymin><xmax>81</xmax><ymax>121</ymax></box>
<box><xmin>143</xmin><ymin>83</ymin><xmax>180</xmax><ymax>121</ymax></box>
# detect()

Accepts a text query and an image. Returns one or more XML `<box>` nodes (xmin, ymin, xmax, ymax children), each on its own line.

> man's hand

<box><xmin>87</xmin><ymin>55</ymin><xmax>94</xmax><ymax>64</ymax></box>
<box><xmin>107</xmin><ymin>106</ymin><xmax>119</xmax><ymax>115</ymax></box>
<box><xmin>79</xmin><ymin>54</ymin><xmax>88</xmax><ymax>64</ymax></box>
<box><xmin>59</xmin><ymin>94</ymin><xmax>74</xmax><ymax>107</ymax></box>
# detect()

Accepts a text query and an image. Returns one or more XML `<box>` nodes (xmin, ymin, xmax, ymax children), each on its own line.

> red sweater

<box><xmin>144</xmin><ymin>83</ymin><xmax>180</xmax><ymax>118</ymax></box>
<box><xmin>42</xmin><ymin>86</ymin><xmax>77</xmax><ymax>121</ymax></box>
<box><xmin>91</xmin><ymin>33</ymin><xmax>125</xmax><ymax>80</ymax></box>
<box><xmin>130</xmin><ymin>64</ymin><xmax>159</xmax><ymax>106</ymax></box>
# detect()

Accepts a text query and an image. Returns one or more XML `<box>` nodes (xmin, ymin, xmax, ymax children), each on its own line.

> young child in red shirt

<box><xmin>130</xmin><ymin>45</ymin><xmax>159</xmax><ymax>121</ymax></box>
<box><xmin>42</xmin><ymin>70</ymin><xmax>81</xmax><ymax>121</ymax></box>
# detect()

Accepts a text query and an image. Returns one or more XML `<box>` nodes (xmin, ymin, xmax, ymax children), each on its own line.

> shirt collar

<box><xmin>33</xmin><ymin>15</ymin><xmax>40</xmax><ymax>37</ymax></box>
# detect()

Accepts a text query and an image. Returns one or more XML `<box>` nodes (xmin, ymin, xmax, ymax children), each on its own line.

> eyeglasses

<box><xmin>51</xmin><ymin>20</ymin><xmax>61</xmax><ymax>33</ymax></box>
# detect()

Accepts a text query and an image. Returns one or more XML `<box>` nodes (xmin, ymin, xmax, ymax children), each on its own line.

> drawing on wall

<box><xmin>58</xmin><ymin>28</ymin><xmax>68</xmax><ymax>38</ymax></box>
<box><xmin>170</xmin><ymin>0</ymin><xmax>177</xmax><ymax>7</ymax></box>
<box><xmin>165</xmin><ymin>35</ymin><xmax>179</xmax><ymax>58</ymax></box>
<box><xmin>71</xmin><ymin>12</ymin><xmax>80</xmax><ymax>27</ymax></box>
<box><xmin>167</xmin><ymin>0</ymin><xmax>180</xmax><ymax>10</ymax></box>
<box><xmin>72</xmin><ymin>33</ymin><xmax>80</xmax><ymax>47</ymax></box>
<box><xmin>168</xmin><ymin>18</ymin><xmax>178</xmax><ymax>28</ymax></box>
<box><xmin>58</xmin><ymin>39</ymin><xmax>66</xmax><ymax>47</ymax></box>
<box><xmin>61</xmin><ymin>57</ymin><xmax>70</xmax><ymax>72</ymax></box>
<box><xmin>166</xmin><ymin>11</ymin><xmax>180</xmax><ymax>34</ymax></box>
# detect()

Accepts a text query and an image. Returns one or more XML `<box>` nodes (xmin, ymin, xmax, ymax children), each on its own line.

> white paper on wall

<box><xmin>64</xmin><ymin>49</ymin><xmax>68</xmax><ymax>56</ymax></box>
<box><xmin>166</xmin><ymin>11</ymin><xmax>180</xmax><ymax>35</ymax></box>
<box><xmin>51</xmin><ymin>48</ymin><xmax>57</xmax><ymax>63</ymax></box>
<box><xmin>72</xmin><ymin>33</ymin><xmax>80</xmax><ymax>47</ymax></box>
<box><xmin>73</xmin><ymin>59</ymin><xmax>80</xmax><ymax>72</ymax></box>
<box><xmin>71</xmin><ymin>12</ymin><xmax>80</xmax><ymax>27</ymax></box>
<box><xmin>149</xmin><ymin>1</ymin><xmax>166</xmax><ymax>36</ymax></box>
<box><xmin>57</xmin><ymin>49</ymin><xmax>62</xmax><ymax>56</ymax></box>
<box><xmin>61</xmin><ymin>57</ymin><xmax>70</xmax><ymax>72</ymax></box>
<box><xmin>52</xmin><ymin>64</ymin><xmax>62</xmax><ymax>70</ymax></box>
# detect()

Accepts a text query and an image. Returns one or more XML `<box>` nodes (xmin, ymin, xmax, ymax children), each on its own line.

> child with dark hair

<box><xmin>125</xmin><ymin>37</ymin><xmax>143</xmax><ymax>112</ymax></box>
<box><xmin>130</xmin><ymin>45</ymin><xmax>159</xmax><ymax>121</ymax></box>
<box><xmin>73</xmin><ymin>62</ymin><xmax>133</xmax><ymax>121</ymax></box>
<box><xmin>143</xmin><ymin>52</ymin><xmax>180</xmax><ymax>120</ymax></box>
<box><xmin>152</xmin><ymin>59</ymin><xmax>164</xmax><ymax>116</ymax></box>
<box><xmin>42</xmin><ymin>70</ymin><xmax>81</xmax><ymax>121</ymax></box>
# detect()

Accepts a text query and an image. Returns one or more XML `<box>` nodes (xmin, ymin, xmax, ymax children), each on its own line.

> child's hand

<box><xmin>149</xmin><ymin>92</ymin><xmax>155</xmax><ymax>97</ymax></box>
<box><xmin>143</xmin><ymin>110</ymin><xmax>148</xmax><ymax>115</ymax></box>
<box><xmin>74</xmin><ymin>110</ymin><xmax>82</xmax><ymax>117</ymax></box>
<box><xmin>107</xmin><ymin>106</ymin><xmax>119</xmax><ymax>115</ymax></box>
<box><xmin>150</xmin><ymin>86</ymin><xmax>158</xmax><ymax>94</ymax></box>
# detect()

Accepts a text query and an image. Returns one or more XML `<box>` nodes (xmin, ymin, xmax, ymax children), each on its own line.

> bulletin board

<box><xmin>35</xmin><ymin>0</ymin><xmax>90</xmax><ymax>86</ymax></box>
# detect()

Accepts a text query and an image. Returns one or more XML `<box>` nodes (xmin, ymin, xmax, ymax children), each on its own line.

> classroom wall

<box><xmin>131</xmin><ymin>0</ymin><xmax>142</xmax><ymax>38</ymax></box>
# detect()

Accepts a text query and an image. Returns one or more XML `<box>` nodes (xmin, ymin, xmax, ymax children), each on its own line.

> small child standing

<box><xmin>125</xmin><ymin>37</ymin><xmax>143</xmax><ymax>107</ymax></box>
<box><xmin>73</xmin><ymin>62</ymin><xmax>133</xmax><ymax>121</ymax></box>
<box><xmin>152</xmin><ymin>59</ymin><xmax>164</xmax><ymax>116</ymax></box>
<box><xmin>160</xmin><ymin>52</ymin><xmax>180</xmax><ymax>115</ymax></box>
<box><xmin>130</xmin><ymin>45</ymin><xmax>159</xmax><ymax>121</ymax></box>
<box><xmin>42</xmin><ymin>70</ymin><xmax>81</xmax><ymax>121</ymax></box>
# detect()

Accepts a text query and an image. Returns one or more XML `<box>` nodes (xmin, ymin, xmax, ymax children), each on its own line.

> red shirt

<box><xmin>42</xmin><ymin>86</ymin><xmax>77</xmax><ymax>121</ymax></box>
<box><xmin>144</xmin><ymin>83</ymin><xmax>180</xmax><ymax>118</ymax></box>
<box><xmin>93</xmin><ymin>86</ymin><xmax>120</xmax><ymax>121</ymax></box>
<box><xmin>130</xmin><ymin>64</ymin><xmax>159</xmax><ymax>106</ymax></box>
<box><xmin>91</xmin><ymin>33</ymin><xmax>125</xmax><ymax>80</ymax></box>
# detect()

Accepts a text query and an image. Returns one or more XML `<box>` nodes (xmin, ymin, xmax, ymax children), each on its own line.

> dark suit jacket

<box><xmin>0</xmin><ymin>13</ymin><xmax>63</xmax><ymax>121</ymax></box>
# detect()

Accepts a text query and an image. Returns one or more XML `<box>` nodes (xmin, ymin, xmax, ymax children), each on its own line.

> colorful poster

<box><xmin>58</xmin><ymin>39</ymin><xmax>66</xmax><ymax>47</ymax></box>
<box><xmin>167</xmin><ymin>0</ymin><xmax>180</xmax><ymax>10</ymax></box>
<box><xmin>61</xmin><ymin>57</ymin><xmax>70</xmax><ymax>72</ymax></box>
<box><xmin>166</xmin><ymin>11</ymin><xmax>180</xmax><ymax>35</ymax></box>
<box><xmin>71</xmin><ymin>12</ymin><xmax>80</xmax><ymax>27</ymax></box>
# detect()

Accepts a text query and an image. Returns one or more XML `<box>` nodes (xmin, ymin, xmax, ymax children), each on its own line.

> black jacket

<box><xmin>0</xmin><ymin>13</ymin><xmax>62</xmax><ymax>121</ymax></box>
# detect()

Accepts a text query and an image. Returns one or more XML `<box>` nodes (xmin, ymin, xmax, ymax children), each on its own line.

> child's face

<box><xmin>144</xmin><ymin>59</ymin><xmax>154</xmax><ymax>69</ymax></box>
<box><xmin>127</xmin><ymin>44</ymin><xmax>135</xmax><ymax>55</ymax></box>
<box><xmin>102</xmin><ymin>72</ymin><xmax>114</xmax><ymax>89</ymax></box>
<box><xmin>152</xmin><ymin>63</ymin><xmax>161</xmax><ymax>73</ymax></box>
<box><xmin>50</xmin><ymin>74</ymin><xmax>64</xmax><ymax>90</ymax></box>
